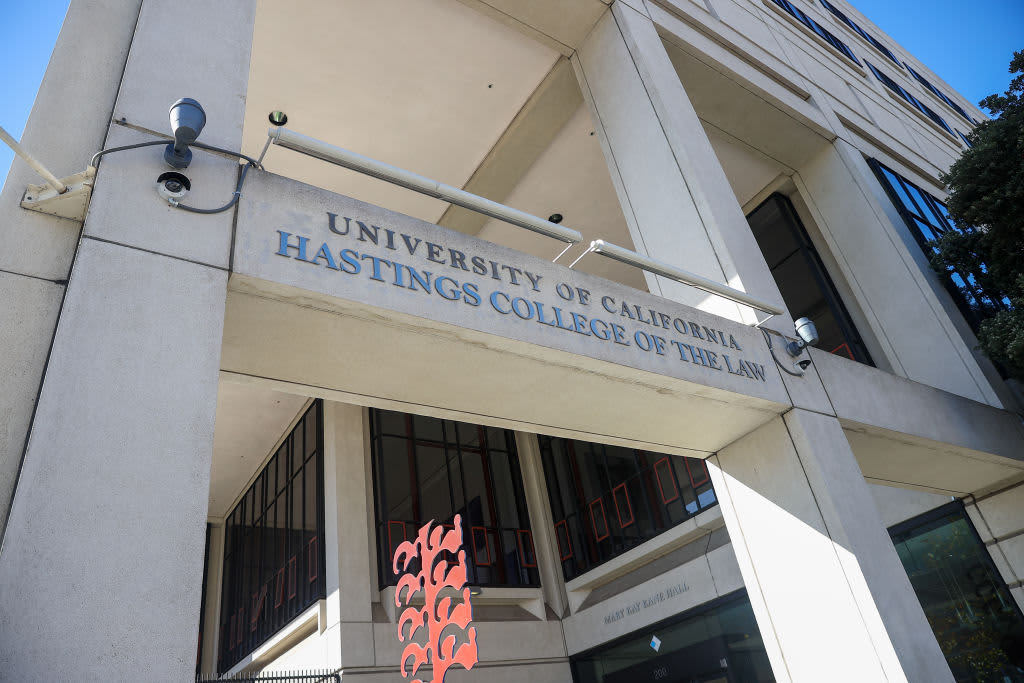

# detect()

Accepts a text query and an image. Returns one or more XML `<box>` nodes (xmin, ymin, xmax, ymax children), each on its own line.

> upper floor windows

<box><xmin>767</xmin><ymin>0</ymin><xmax>861</xmax><ymax>66</ymax></box>
<box><xmin>818</xmin><ymin>0</ymin><xmax>900</xmax><ymax>67</ymax></box>
<box><xmin>867</xmin><ymin>158</ymin><xmax>1008</xmax><ymax>334</ymax></box>
<box><xmin>538</xmin><ymin>436</ymin><xmax>716</xmax><ymax>582</ymax></box>
<box><xmin>904</xmin><ymin>63</ymin><xmax>974</xmax><ymax>124</ymax></box>
<box><xmin>218</xmin><ymin>401</ymin><xmax>325</xmax><ymax>673</ymax></box>
<box><xmin>370</xmin><ymin>409</ymin><xmax>539</xmax><ymax>589</ymax></box>
<box><xmin>747</xmin><ymin>194</ymin><xmax>873</xmax><ymax>365</ymax></box>
<box><xmin>866</xmin><ymin>61</ymin><xmax>954</xmax><ymax>136</ymax></box>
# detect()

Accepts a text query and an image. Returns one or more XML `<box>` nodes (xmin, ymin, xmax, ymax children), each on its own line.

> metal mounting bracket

<box><xmin>20</xmin><ymin>166</ymin><xmax>96</xmax><ymax>222</ymax></box>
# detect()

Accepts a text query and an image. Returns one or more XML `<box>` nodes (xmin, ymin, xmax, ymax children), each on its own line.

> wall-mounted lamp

<box><xmin>164</xmin><ymin>98</ymin><xmax>206</xmax><ymax>169</ymax></box>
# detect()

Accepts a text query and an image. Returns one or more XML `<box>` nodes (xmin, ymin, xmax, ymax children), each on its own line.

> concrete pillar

<box><xmin>515</xmin><ymin>432</ymin><xmax>569</xmax><ymax>618</ymax></box>
<box><xmin>572</xmin><ymin>2</ymin><xmax>787</xmax><ymax>324</ymax></box>
<box><xmin>0</xmin><ymin>0</ymin><xmax>143</xmax><ymax>540</ymax></box>
<box><xmin>322</xmin><ymin>402</ymin><xmax>376</xmax><ymax>669</ymax></box>
<box><xmin>793</xmin><ymin>140</ymin><xmax>1001</xmax><ymax>406</ymax></box>
<box><xmin>965</xmin><ymin>482</ymin><xmax>1024</xmax><ymax>613</ymax></box>
<box><xmin>709</xmin><ymin>409</ymin><xmax>953</xmax><ymax>682</ymax></box>
<box><xmin>0</xmin><ymin>1</ymin><xmax>256</xmax><ymax>679</ymax></box>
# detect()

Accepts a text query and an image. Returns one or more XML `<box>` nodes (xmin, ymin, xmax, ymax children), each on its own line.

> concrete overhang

<box><xmin>812</xmin><ymin>348</ymin><xmax>1024</xmax><ymax>495</ymax></box>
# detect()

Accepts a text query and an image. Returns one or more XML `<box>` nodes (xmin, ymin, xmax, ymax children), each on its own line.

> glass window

<box><xmin>905</xmin><ymin>63</ymin><xmax>974</xmax><ymax>124</ymax></box>
<box><xmin>867</xmin><ymin>158</ymin><xmax>1008</xmax><ymax>337</ymax></box>
<box><xmin>747</xmin><ymin>194</ymin><xmax>873</xmax><ymax>365</ymax></box>
<box><xmin>369</xmin><ymin>409</ymin><xmax>539</xmax><ymax>588</ymax></box>
<box><xmin>866</xmin><ymin>61</ymin><xmax>953</xmax><ymax>135</ymax></box>
<box><xmin>218</xmin><ymin>401</ymin><xmax>325</xmax><ymax>673</ymax></box>
<box><xmin>890</xmin><ymin>503</ymin><xmax>1024</xmax><ymax>682</ymax></box>
<box><xmin>539</xmin><ymin>436</ymin><xmax>717</xmax><ymax>582</ymax></box>
<box><xmin>818</xmin><ymin>0</ymin><xmax>900</xmax><ymax>67</ymax></box>
<box><xmin>766</xmin><ymin>0</ymin><xmax>861</xmax><ymax>66</ymax></box>
<box><xmin>572</xmin><ymin>590</ymin><xmax>775</xmax><ymax>683</ymax></box>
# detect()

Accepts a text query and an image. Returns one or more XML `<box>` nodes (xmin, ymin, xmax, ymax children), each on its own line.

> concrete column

<box><xmin>0</xmin><ymin>0</ymin><xmax>143</xmax><ymax>540</ymax></box>
<box><xmin>322</xmin><ymin>402</ymin><xmax>376</xmax><ymax>669</ymax></box>
<box><xmin>0</xmin><ymin>1</ymin><xmax>256</xmax><ymax>679</ymax></box>
<box><xmin>572</xmin><ymin>2</ymin><xmax>787</xmax><ymax>324</ymax></box>
<box><xmin>793</xmin><ymin>140</ymin><xmax>1001</xmax><ymax>406</ymax></box>
<box><xmin>201</xmin><ymin>523</ymin><xmax>226</xmax><ymax>675</ymax></box>
<box><xmin>709</xmin><ymin>409</ymin><xmax>953</xmax><ymax>682</ymax></box>
<box><xmin>514</xmin><ymin>432</ymin><xmax>569</xmax><ymax>618</ymax></box>
<box><xmin>965</xmin><ymin>482</ymin><xmax>1024</xmax><ymax>613</ymax></box>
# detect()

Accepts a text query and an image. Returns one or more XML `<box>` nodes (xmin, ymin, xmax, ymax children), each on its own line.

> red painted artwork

<box><xmin>393</xmin><ymin>514</ymin><xmax>479</xmax><ymax>683</ymax></box>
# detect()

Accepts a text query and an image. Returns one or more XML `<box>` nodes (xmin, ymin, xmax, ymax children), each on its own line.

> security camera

<box><xmin>785</xmin><ymin>317</ymin><xmax>819</xmax><ymax>358</ymax></box>
<box><xmin>156</xmin><ymin>171</ymin><xmax>191</xmax><ymax>204</ymax></box>
<box><xmin>164</xmin><ymin>98</ymin><xmax>206</xmax><ymax>169</ymax></box>
<box><xmin>794</xmin><ymin>317</ymin><xmax>819</xmax><ymax>346</ymax></box>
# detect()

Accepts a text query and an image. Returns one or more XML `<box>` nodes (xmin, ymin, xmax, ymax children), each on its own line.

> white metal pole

<box><xmin>269</xmin><ymin>127</ymin><xmax>583</xmax><ymax>244</ymax></box>
<box><xmin>589</xmin><ymin>240</ymin><xmax>786</xmax><ymax>316</ymax></box>
<box><xmin>0</xmin><ymin>126</ymin><xmax>67</xmax><ymax>194</ymax></box>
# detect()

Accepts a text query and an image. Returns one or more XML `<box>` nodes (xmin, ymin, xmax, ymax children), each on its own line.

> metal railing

<box><xmin>197</xmin><ymin>670</ymin><xmax>339</xmax><ymax>682</ymax></box>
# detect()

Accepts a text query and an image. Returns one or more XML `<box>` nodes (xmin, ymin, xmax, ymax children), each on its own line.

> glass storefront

<box><xmin>890</xmin><ymin>502</ymin><xmax>1024</xmax><ymax>682</ymax></box>
<box><xmin>572</xmin><ymin>591</ymin><xmax>774</xmax><ymax>683</ymax></box>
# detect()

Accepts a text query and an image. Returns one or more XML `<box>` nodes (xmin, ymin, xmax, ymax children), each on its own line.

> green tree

<box><xmin>932</xmin><ymin>50</ymin><xmax>1024</xmax><ymax>379</ymax></box>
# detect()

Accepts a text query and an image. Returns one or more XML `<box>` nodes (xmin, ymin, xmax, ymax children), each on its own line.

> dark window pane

<box><xmin>417</xmin><ymin>445</ymin><xmax>450</xmax><ymax>523</ymax></box>
<box><xmin>370</xmin><ymin>409</ymin><xmax>535</xmax><ymax>589</ymax></box>
<box><xmin>890</xmin><ymin>504</ymin><xmax>1024</xmax><ymax>682</ymax></box>
<box><xmin>747</xmin><ymin>194</ymin><xmax>873</xmax><ymax>365</ymax></box>
<box><xmin>540</xmin><ymin>436</ymin><xmax>718</xmax><ymax>582</ymax></box>
<box><xmin>219</xmin><ymin>401</ymin><xmax>324</xmax><ymax>673</ymax></box>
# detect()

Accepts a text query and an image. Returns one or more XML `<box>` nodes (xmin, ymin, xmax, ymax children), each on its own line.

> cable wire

<box><xmin>761</xmin><ymin>327</ymin><xmax>806</xmax><ymax>377</ymax></box>
<box><xmin>171</xmin><ymin>163</ymin><xmax>253</xmax><ymax>214</ymax></box>
<box><xmin>90</xmin><ymin>139</ymin><xmax>263</xmax><ymax>170</ymax></box>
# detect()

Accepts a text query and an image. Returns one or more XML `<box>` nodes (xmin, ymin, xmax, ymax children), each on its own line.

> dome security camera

<box><xmin>785</xmin><ymin>317</ymin><xmax>820</xmax><ymax>359</ymax></box>
<box><xmin>164</xmin><ymin>98</ymin><xmax>206</xmax><ymax>169</ymax></box>
<box><xmin>156</xmin><ymin>171</ymin><xmax>191</xmax><ymax>204</ymax></box>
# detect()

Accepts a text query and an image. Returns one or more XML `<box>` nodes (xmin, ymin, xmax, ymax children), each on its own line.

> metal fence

<box><xmin>197</xmin><ymin>670</ymin><xmax>339</xmax><ymax>683</ymax></box>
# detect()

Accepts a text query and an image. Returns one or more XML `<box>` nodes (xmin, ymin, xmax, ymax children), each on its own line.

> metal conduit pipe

<box><xmin>582</xmin><ymin>239</ymin><xmax>787</xmax><ymax>317</ymax></box>
<box><xmin>268</xmin><ymin>127</ymin><xmax>583</xmax><ymax>244</ymax></box>
<box><xmin>0</xmin><ymin>126</ymin><xmax>67</xmax><ymax>194</ymax></box>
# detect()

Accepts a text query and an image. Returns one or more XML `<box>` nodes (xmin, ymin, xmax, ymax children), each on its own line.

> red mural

<box><xmin>393</xmin><ymin>514</ymin><xmax>479</xmax><ymax>683</ymax></box>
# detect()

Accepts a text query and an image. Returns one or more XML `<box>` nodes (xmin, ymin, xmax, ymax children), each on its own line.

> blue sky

<box><xmin>1</xmin><ymin>1</ymin><xmax>1021</xmax><ymax>185</ymax></box>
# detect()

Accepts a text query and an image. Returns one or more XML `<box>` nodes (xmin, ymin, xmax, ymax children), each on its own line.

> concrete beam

<box><xmin>437</xmin><ymin>58</ymin><xmax>582</xmax><ymax>237</ymax></box>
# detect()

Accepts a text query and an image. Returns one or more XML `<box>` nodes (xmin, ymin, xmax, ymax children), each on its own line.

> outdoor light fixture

<box><xmin>265</xmin><ymin>127</ymin><xmax>583</xmax><ymax>245</ymax></box>
<box><xmin>268</xmin><ymin>110</ymin><xmax>288</xmax><ymax>126</ymax></box>
<box><xmin>571</xmin><ymin>239</ymin><xmax>786</xmax><ymax>318</ymax></box>
<box><xmin>164</xmin><ymin>97</ymin><xmax>206</xmax><ymax>169</ymax></box>
<box><xmin>785</xmin><ymin>316</ymin><xmax>819</xmax><ymax>368</ymax></box>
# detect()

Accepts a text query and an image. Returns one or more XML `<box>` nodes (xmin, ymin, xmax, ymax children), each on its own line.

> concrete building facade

<box><xmin>1</xmin><ymin>0</ymin><xmax>1022</xmax><ymax>681</ymax></box>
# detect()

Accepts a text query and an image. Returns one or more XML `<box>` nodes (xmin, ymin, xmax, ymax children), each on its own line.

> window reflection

<box><xmin>890</xmin><ymin>503</ymin><xmax>1024</xmax><ymax>682</ymax></box>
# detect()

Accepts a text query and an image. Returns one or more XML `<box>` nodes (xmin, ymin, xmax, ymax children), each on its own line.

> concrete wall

<box><xmin>0</xmin><ymin>0</ymin><xmax>257</xmax><ymax>679</ymax></box>
<box><xmin>0</xmin><ymin>0</ymin><xmax>142</xmax><ymax>542</ymax></box>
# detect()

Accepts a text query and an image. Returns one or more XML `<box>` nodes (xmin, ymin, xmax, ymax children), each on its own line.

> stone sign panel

<box><xmin>233</xmin><ymin>172</ymin><xmax>786</xmax><ymax>404</ymax></box>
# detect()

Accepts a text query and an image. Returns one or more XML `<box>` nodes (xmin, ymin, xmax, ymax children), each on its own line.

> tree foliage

<box><xmin>932</xmin><ymin>50</ymin><xmax>1024</xmax><ymax>379</ymax></box>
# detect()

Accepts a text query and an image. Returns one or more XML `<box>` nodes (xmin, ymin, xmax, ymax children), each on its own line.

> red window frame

<box><xmin>308</xmin><ymin>537</ymin><xmax>319</xmax><ymax>583</ymax></box>
<box><xmin>654</xmin><ymin>456</ymin><xmax>680</xmax><ymax>503</ymax></box>
<box><xmin>516</xmin><ymin>529</ymin><xmax>537</xmax><ymax>568</ymax></box>
<box><xmin>589</xmin><ymin>498</ymin><xmax>610</xmax><ymax>541</ymax></box>
<box><xmin>471</xmin><ymin>526</ymin><xmax>492</xmax><ymax>566</ymax></box>
<box><xmin>684</xmin><ymin>457</ymin><xmax>711</xmax><ymax>488</ymax></box>
<box><xmin>612</xmin><ymin>482</ymin><xmax>635</xmax><ymax>529</ymax></box>
<box><xmin>554</xmin><ymin>519</ymin><xmax>573</xmax><ymax>560</ymax></box>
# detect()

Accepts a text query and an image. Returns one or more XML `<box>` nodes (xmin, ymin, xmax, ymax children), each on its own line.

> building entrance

<box><xmin>571</xmin><ymin>591</ymin><xmax>774</xmax><ymax>683</ymax></box>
